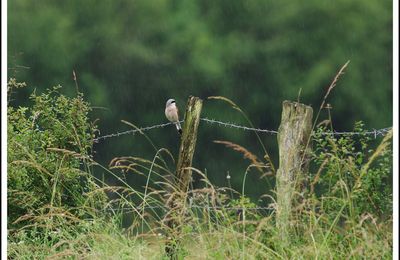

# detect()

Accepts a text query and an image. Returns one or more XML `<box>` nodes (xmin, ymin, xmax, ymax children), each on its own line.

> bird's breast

<box><xmin>165</xmin><ymin>105</ymin><xmax>178</xmax><ymax>122</ymax></box>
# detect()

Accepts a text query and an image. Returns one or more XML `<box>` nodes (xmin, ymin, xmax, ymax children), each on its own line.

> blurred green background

<box><xmin>8</xmin><ymin>0</ymin><xmax>392</xmax><ymax>201</ymax></box>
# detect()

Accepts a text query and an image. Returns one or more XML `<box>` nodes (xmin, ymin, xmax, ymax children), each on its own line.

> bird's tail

<box><xmin>175</xmin><ymin>121</ymin><xmax>182</xmax><ymax>135</ymax></box>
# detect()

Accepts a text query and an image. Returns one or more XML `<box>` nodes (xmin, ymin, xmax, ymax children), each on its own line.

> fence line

<box><xmin>93</xmin><ymin>117</ymin><xmax>392</xmax><ymax>143</ymax></box>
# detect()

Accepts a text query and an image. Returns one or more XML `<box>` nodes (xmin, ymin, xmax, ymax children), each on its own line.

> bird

<box><xmin>165</xmin><ymin>98</ymin><xmax>182</xmax><ymax>135</ymax></box>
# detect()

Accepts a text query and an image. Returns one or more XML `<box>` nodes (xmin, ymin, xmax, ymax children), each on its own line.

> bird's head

<box><xmin>166</xmin><ymin>98</ymin><xmax>176</xmax><ymax>107</ymax></box>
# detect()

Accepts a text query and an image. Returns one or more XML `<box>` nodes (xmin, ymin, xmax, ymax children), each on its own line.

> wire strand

<box><xmin>93</xmin><ymin>117</ymin><xmax>392</xmax><ymax>142</ymax></box>
<box><xmin>94</xmin><ymin>121</ymin><xmax>181</xmax><ymax>142</ymax></box>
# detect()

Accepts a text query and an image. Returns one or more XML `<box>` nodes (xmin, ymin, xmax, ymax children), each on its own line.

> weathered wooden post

<box><xmin>165</xmin><ymin>96</ymin><xmax>203</xmax><ymax>258</ymax></box>
<box><xmin>175</xmin><ymin>96</ymin><xmax>203</xmax><ymax>191</ymax></box>
<box><xmin>276</xmin><ymin>101</ymin><xmax>313</xmax><ymax>246</ymax></box>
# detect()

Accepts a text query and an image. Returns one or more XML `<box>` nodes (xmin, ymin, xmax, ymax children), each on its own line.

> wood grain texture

<box><xmin>276</xmin><ymin>100</ymin><xmax>313</xmax><ymax>246</ymax></box>
<box><xmin>175</xmin><ymin>96</ymin><xmax>203</xmax><ymax>191</ymax></box>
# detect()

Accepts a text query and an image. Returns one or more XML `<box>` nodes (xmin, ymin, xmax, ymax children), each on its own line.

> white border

<box><xmin>1</xmin><ymin>1</ymin><xmax>398</xmax><ymax>259</ymax></box>
<box><xmin>1</xmin><ymin>0</ymin><xmax>8</xmax><ymax>258</ymax></box>
<box><xmin>392</xmin><ymin>0</ymin><xmax>399</xmax><ymax>258</ymax></box>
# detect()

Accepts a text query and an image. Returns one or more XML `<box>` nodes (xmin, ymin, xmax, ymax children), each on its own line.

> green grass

<box><xmin>7</xmin><ymin>204</ymin><xmax>392</xmax><ymax>259</ymax></box>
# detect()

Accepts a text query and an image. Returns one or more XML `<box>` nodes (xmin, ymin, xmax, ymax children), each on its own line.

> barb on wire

<box><xmin>93</xmin><ymin>117</ymin><xmax>392</xmax><ymax>142</ymax></box>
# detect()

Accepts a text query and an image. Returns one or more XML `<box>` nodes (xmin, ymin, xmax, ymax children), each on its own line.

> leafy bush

<box><xmin>7</xmin><ymin>79</ymin><xmax>104</xmax><ymax>232</ymax></box>
<box><xmin>311</xmin><ymin>121</ymin><xmax>392</xmax><ymax>220</ymax></box>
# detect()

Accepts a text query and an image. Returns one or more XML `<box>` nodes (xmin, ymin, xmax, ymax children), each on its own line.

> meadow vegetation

<box><xmin>7</xmin><ymin>79</ymin><xmax>392</xmax><ymax>259</ymax></box>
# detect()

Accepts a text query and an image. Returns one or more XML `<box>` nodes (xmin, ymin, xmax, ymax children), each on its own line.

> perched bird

<box><xmin>165</xmin><ymin>98</ymin><xmax>182</xmax><ymax>135</ymax></box>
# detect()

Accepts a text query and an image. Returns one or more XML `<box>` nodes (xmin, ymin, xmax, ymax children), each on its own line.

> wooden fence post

<box><xmin>175</xmin><ymin>96</ymin><xmax>203</xmax><ymax>191</ymax></box>
<box><xmin>165</xmin><ymin>96</ymin><xmax>203</xmax><ymax>258</ymax></box>
<box><xmin>276</xmin><ymin>100</ymin><xmax>313</xmax><ymax>246</ymax></box>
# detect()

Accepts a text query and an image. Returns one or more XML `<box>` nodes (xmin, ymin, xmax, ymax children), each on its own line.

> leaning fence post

<box><xmin>165</xmin><ymin>96</ymin><xmax>203</xmax><ymax>257</ymax></box>
<box><xmin>175</xmin><ymin>96</ymin><xmax>203</xmax><ymax>191</ymax></box>
<box><xmin>276</xmin><ymin>100</ymin><xmax>313</xmax><ymax>246</ymax></box>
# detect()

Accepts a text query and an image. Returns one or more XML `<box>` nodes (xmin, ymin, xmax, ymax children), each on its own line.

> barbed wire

<box><xmin>93</xmin><ymin>117</ymin><xmax>392</xmax><ymax>142</ymax></box>
<box><xmin>317</xmin><ymin>127</ymin><xmax>392</xmax><ymax>138</ymax></box>
<box><xmin>94</xmin><ymin>121</ymin><xmax>180</xmax><ymax>142</ymax></box>
<box><xmin>200</xmin><ymin>118</ymin><xmax>279</xmax><ymax>134</ymax></box>
<box><xmin>201</xmin><ymin>118</ymin><xmax>392</xmax><ymax>137</ymax></box>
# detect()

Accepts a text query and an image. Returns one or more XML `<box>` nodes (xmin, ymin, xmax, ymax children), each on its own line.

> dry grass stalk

<box><xmin>213</xmin><ymin>140</ymin><xmax>265</xmax><ymax>174</ymax></box>
<box><xmin>353</xmin><ymin>129</ymin><xmax>393</xmax><ymax>191</ymax></box>
<box><xmin>310</xmin><ymin>158</ymin><xmax>329</xmax><ymax>194</ymax></box>
<box><xmin>208</xmin><ymin>96</ymin><xmax>241</xmax><ymax>112</ymax></box>
<box><xmin>320</xmin><ymin>60</ymin><xmax>350</xmax><ymax>110</ymax></box>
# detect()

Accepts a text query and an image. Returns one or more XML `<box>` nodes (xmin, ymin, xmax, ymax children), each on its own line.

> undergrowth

<box><xmin>7</xmin><ymin>78</ymin><xmax>393</xmax><ymax>259</ymax></box>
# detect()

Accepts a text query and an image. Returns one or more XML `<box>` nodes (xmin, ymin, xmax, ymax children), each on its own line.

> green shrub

<box><xmin>312</xmin><ymin>121</ymin><xmax>392</xmax><ymax>220</ymax></box>
<box><xmin>7</xmin><ymin>79</ymin><xmax>104</xmax><ymax>232</ymax></box>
